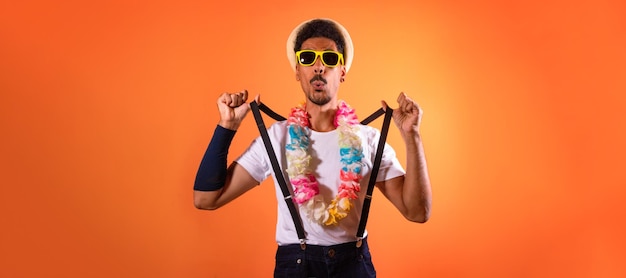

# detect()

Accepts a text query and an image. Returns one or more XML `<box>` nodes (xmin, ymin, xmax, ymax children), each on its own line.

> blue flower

<box><xmin>287</xmin><ymin>125</ymin><xmax>309</xmax><ymax>150</ymax></box>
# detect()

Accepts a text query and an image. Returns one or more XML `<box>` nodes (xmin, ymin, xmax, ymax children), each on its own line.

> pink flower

<box><xmin>292</xmin><ymin>174</ymin><xmax>319</xmax><ymax>204</ymax></box>
<box><xmin>340</xmin><ymin>169</ymin><xmax>361</xmax><ymax>182</ymax></box>
<box><xmin>288</xmin><ymin>106</ymin><xmax>309</xmax><ymax>127</ymax></box>
<box><xmin>334</xmin><ymin>101</ymin><xmax>359</xmax><ymax>127</ymax></box>
<box><xmin>338</xmin><ymin>181</ymin><xmax>360</xmax><ymax>199</ymax></box>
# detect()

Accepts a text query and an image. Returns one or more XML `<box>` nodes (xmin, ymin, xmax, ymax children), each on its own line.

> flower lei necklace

<box><xmin>285</xmin><ymin>101</ymin><xmax>364</xmax><ymax>226</ymax></box>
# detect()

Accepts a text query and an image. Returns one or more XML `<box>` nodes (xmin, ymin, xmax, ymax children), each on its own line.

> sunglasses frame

<box><xmin>295</xmin><ymin>50</ymin><xmax>345</xmax><ymax>68</ymax></box>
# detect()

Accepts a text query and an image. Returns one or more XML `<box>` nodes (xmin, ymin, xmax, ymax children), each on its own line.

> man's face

<box><xmin>295</xmin><ymin>37</ymin><xmax>346</xmax><ymax>106</ymax></box>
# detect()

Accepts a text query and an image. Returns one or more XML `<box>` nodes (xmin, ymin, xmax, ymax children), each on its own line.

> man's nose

<box><xmin>313</xmin><ymin>57</ymin><xmax>325</xmax><ymax>74</ymax></box>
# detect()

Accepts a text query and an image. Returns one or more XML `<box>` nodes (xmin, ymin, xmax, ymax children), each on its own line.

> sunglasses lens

<box><xmin>299</xmin><ymin>51</ymin><xmax>317</xmax><ymax>65</ymax></box>
<box><xmin>322</xmin><ymin>52</ymin><xmax>340</xmax><ymax>66</ymax></box>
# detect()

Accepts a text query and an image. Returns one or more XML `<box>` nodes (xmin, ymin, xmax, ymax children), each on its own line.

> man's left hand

<box><xmin>382</xmin><ymin>92</ymin><xmax>423</xmax><ymax>136</ymax></box>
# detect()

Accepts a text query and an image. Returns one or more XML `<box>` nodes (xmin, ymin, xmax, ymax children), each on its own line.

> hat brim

<box><xmin>286</xmin><ymin>18</ymin><xmax>353</xmax><ymax>73</ymax></box>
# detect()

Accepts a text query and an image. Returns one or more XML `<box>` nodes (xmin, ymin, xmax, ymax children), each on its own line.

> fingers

<box><xmin>383</xmin><ymin>92</ymin><xmax>413</xmax><ymax>111</ymax></box>
<box><xmin>241</xmin><ymin>89</ymin><xmax>248</xmax><ymax>104</ymax></box>
<box><xmin>218</xmin><ymin>90</ymin><xmax>249</xmax><ymax>108</ymax></box>
<box><xmin>229</xmin><ymin>90</ymin><xmax>247</xmax><ymax>107</ymax></box>
<box><xmin>397</xmin><ymin>92</ymin><xmax>411</xmax><ymax>109</ymax></box>
<box><xmin>397</xmin><ymin>92</ymin><xmax>421</xmax><ymax>112</ymax></box>
<box><xmin>396</xmin><ymin>92</ymin><xmax>407</xmax><ymax>104</ymax></box>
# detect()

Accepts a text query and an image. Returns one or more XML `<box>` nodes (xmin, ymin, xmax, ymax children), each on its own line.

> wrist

<box><xmin>218</xmin><ymin>120</ymin><xmax>239</xmax><ymax>131</ymax></box>
<box><xmin>400</xmin><ymin>126</ymin><xmax>420</xmax><ymax>139</ymax></box>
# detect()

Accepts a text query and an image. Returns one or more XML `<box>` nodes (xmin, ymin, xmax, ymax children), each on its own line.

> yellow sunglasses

<box><xmin>296</xmin><ymin>50</ymin><xmax>344</xmax><ymax>67</ymax></box>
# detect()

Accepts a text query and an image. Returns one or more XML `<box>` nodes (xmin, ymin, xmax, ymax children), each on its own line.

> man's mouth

<box><xmin>310</xmin><ymin>75</ymin><xmax>327</xmax><ymax>91</ymax></box>
<box><xmin>312</xmin><ymin>81</ymin><xmax>325</xmax><ymax>91</ymax></box>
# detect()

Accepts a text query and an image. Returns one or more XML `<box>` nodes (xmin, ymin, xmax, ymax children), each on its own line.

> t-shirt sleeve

<box><xmin>234</xmin><ymin>136</ymin><xmax>271</xmax><ymax>183</ymax></box>
<box><xmin>365</xmin><ymin>126</ymin><xmax>406</xmax><ymax>182</ymax></box>
<box><xmin>377</xmin><ymin>142</ymin><xmax>406</xmax><ymax>182</ymax></box>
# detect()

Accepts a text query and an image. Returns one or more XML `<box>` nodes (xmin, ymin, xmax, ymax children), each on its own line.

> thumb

<box><xmin>381</xmin><ymin>100</ymin><xmax>389</xmax><ymax>111</ymax></box>
<box><xmin>254</xmin><ymin>94</ymin><xmax>261</xmax><ymax>104</ymax></box>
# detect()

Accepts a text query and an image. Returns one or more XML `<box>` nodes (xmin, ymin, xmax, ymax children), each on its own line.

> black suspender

<box><xmin>255</xmin><ymin>102</ymin><xmax>286</xmax><ymax>121</ymax></box>
<box><xmin>250</xmin><ymin>102</ymin><xmax>307</xmax><ymax>249</ymax></box>
<box><xmin>355</xmin><ymin>107</ymin><xmax>393</xmax><ymax>247</ymax></box>
<box><xmin>249</xmin><ymin>102</ymin><xmax>393</xmax><ymax>249</ymax></box>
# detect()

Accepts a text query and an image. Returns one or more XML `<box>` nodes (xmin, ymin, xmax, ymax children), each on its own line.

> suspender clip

<box><xmin>300</xmin><ymin>239</ymin><xmax>307</xmax><ymax>250</ymax></box>
<box><xmin>356</xmin><ymin>237</ymin><xmax>363</xmax><ymax>248</ymax></box>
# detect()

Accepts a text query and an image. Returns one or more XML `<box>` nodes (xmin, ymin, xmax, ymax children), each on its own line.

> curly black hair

<box><xmin>293</xmin><ymin>19</ymin><xmax>346</xmax><ymax>56</ymax></box>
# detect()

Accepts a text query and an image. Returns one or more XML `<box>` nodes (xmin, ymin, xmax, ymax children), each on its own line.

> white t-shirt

<box><xmin>235</xmin><ymin>121</ymin><xmax>405</xmax><ymax>246</ymax></box>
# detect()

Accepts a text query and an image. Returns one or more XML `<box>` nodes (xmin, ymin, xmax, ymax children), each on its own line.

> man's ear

<box><xmin>295</xmin><ymin>65</ymin><xmax>300</xmax><ymax>81</ymax></box>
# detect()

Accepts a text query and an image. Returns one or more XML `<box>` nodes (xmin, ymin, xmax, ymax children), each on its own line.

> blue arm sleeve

<box><xmin>193</xmin><ymin>125</ymin><xmax>236</xmax><ymax>191</ymax></box>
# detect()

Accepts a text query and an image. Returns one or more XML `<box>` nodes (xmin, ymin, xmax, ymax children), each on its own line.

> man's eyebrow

<box><xmin>300</xmin><ymin>48</ymin><xmax>338</xmax><ymax>51</ymax></box>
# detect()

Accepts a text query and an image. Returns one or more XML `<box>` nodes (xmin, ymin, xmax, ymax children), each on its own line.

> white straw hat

<box><xmin>286</xmin><ymin>18</ymin><xmax>354</xmax><ymax>73</ymax></box>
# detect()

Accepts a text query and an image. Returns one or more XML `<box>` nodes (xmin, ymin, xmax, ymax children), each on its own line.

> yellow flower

<box><xmin>337</xmin><ymin>197</ymin><xmax>352</xmax><ymax>211</ymax></box>
<box><xmin>323</xmin><ymin>198</ymin><xmax>353</xmax><ymax>226</ymax></box>
<box><xmin>324</xmin><ymin>213</ymin><xmax>337</xmax><ymax>225</ymax></box>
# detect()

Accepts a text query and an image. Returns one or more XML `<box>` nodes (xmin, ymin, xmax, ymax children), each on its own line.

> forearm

<box><xmin>195</xmin><ymin>162</ymin><xmax>260</xmax><ymax>210</ymax></box>
<box><xmin>401</xmin><ymin>131</ymin><xmax>432</xmax><ymax>222</ymax></box>
<box><xmin>193</xmin><ymin>125</ymin><xmax>236</xmax><ymax>208</ymax></box>
<box><xmin>194</xmin><ymin>91</ymin><xmax>255</xmax><ymax>210</ymax></box>
<box><xmin>194</xmin><ymin>189</ymin><xmax>224</xmax><ymax>210</ymax></box>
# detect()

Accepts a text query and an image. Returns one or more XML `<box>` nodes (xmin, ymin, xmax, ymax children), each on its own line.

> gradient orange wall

<box><xmin>1</xmin><ymin>0</ymin><xmax>625</xmax><ymax>277</ymax></box>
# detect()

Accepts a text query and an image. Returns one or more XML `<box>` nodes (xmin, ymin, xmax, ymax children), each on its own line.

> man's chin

<box><xmin>308</xmin><ymin>94</ymin><xmax>331</xmax><ymax>106</ymax></box>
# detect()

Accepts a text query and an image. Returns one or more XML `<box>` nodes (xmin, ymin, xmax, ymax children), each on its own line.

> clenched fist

<box><xmin>217</xmin><ymin>90</ymin><xmax>257</xmax><ymax>130</ymax></box>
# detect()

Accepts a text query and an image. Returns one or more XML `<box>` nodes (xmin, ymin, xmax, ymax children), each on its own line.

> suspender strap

<box><xmin>249</xmin><ymin>101</ymin><xmax>394</xmax><ymax>247</ymax></box>
<box><xmin>257</xmin><ymin>103</ymin><xmax>286</xmax><ymax>121</ymax></box>
<box><xmin>356</xmin><ymin>107</ymin><xmax>394</xmax><ymax>240</ymax></box>
<box><xmin>249</xmin><ymin>102</ymin><xmax>307</xmax><ymax>245</ymax></box>
<box><xmin>360</xmin><ymin>108</ymin><xmax>385</xmax><ymax>125</ymax></box>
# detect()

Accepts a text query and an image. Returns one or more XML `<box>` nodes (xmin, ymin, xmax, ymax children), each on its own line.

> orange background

<box><xmin>1</xmin><ymin>0</ymin><xmax>625</xmax><ymax>277</ymax></box>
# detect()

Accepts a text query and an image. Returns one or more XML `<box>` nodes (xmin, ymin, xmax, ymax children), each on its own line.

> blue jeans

<box><xmin>274</xmin><ymin>238</ymin><xmax>376</xmax><ymax>278</ymax></box>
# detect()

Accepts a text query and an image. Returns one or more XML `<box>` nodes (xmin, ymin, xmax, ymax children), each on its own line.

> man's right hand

<box><xmin>217</xmin><ymin>90</ymin><xmax>254</xmax><ymax>130</ymax></box>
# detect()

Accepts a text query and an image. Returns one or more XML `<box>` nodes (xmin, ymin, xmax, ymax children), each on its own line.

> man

<box><xmin>194</xmin><ymin>18</ymin><xmax>432</xmax><ymax>277</ymax></box>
